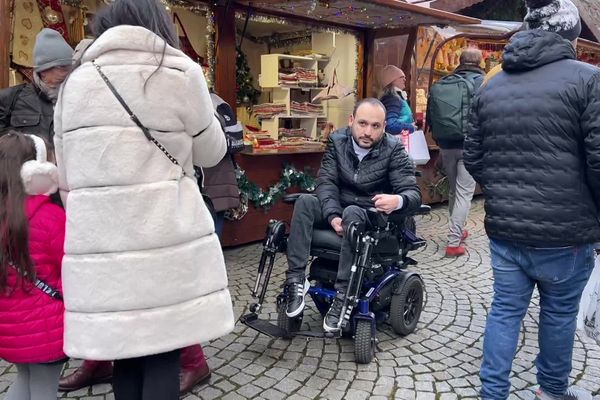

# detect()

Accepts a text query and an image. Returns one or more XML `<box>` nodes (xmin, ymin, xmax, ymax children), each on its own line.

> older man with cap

<box><xmin>464</xmin><ymin>0</ymin><xmax>600</xmax><ymax>399</ymax></box>
<box><xmin>0</xmin><ymin>28</ymin><xmax>73</xmax><ymax>141</ymax></box>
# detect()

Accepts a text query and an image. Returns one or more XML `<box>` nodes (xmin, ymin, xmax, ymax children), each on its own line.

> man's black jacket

<box><xmin>316</xmin><ymin>127</ymin><xmax>421</xmax><ymax>223</ymax></box>
<box><xmin>464</xmin><ymin>30</ymin><xmax>600</xmax><ymax>246</ymax></box>
<box><xmin>0</xmin><ymin>83</ymin><xmax>55</xmax><ymax>143</ymax></box>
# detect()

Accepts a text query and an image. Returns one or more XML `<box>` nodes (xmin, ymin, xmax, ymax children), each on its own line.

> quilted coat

<box><xmin>380</xmin><ymin>93</ymin><xmax>415</xmax><ymax>135</ymax></box>
<box><xmin>0</xmin><ymin>83</ymin><xmax>55</xmax><ymax>141</ymax></box>
<box><xmin>317</xmin><ymin>127</ymin><xmax>421</xmax><ymax>224</ymax></box>
<box><xmin>0</xmin><ymin>195</ymin><xmax>65</xmax><ymax>364</ymax></box>
<box><xmin>53</xmin><ymin>26</ymin><xmax>234</xmax><ymax>360</ymax></box>
<box><xmin>464</xmin><ymin>30</ymin><xmax>600</xmax><ymax>246</ymax></box>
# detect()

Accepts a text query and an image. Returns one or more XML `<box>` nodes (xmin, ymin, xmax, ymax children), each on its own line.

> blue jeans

<box><xmin>480</xmin><ymin>239</ymin><xmax>595</xmax><ymax>400</ymax></box>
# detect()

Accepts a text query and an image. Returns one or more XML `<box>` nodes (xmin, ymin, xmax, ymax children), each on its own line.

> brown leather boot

<box><xmin>58</xmin><ymin>360</ymin><xmax>113</xmax><ymax>392</ymax></box>
<box><xmin>179</xmin><ymin>362</ymin><xmax>211</xmax><ymax>395</ymax></box>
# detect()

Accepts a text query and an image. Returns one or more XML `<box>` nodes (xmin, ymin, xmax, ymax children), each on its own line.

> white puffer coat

<box><xmin>54</xmin><ymin>25</ymin><xmax>234</xmax><ymax>360</ymax></box>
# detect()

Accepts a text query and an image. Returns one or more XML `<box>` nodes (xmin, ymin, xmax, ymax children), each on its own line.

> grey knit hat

<box><xmin>524</xmin><ymin>0</ymin><xmax>582</xmax><ymax>41</ymax></box>
<box><xmin>33</xmin><ymin>28</ymin><xmax>74</xmax><ymax>73</ymax></box>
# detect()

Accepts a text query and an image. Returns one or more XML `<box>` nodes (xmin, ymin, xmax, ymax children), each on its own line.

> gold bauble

<box><xmin>43</xmin><ymin>7</ymin><xmax>63</xmax><ymax>25</ymax></box>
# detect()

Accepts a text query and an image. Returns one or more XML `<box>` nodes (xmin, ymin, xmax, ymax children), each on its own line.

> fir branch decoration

<box><xmin>235</xmin><ymin>164</ymin><xmax>316</xmax><ymax>211</ymax></box>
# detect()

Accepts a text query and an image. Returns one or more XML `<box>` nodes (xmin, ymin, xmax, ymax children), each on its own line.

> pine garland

<box><xmin>236</xmin><ymin>164</ymin><xmax>316</xmax><ymax>211</ymax></box>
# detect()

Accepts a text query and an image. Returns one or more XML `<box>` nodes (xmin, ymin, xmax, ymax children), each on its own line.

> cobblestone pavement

<box><xmin>1</xmin><ymin>199</ymin><xmax>599</xmax><ymax>400</ymax></box>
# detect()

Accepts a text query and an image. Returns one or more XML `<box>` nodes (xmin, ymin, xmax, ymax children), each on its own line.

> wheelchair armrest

<box><xmin>416</xmin><ymin>205</ymin><xmax>431</xmax><ymax>215</ymax></box>
<box><xmin>282</xmin><ymin>193</ymin><xmax>317</xmax><ymax>204</ymax></box>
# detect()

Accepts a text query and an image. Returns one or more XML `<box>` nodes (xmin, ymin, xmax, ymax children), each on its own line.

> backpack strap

<box><xmin>448</xmin><ymin>73</ymin><xmax>476</xmax><ymax>96</ymax></box>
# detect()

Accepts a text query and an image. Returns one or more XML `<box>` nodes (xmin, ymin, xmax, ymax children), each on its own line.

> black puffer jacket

<box><xmin>464</xmin><ymin>30</ymin><xmax>600</xmax><ymax>246</ymax></box>
<box><xmin>317</xmin><ymin>127</ymin><xmax>421</xmax><ymax>223</ymax></box>
<box><xmin>0</xmin><ymin>83</ymin><xmax>55</xmax><ymax>143</ymax></box>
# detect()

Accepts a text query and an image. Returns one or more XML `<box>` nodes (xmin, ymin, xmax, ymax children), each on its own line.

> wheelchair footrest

<box><xmin>239</xmin><ymin>313</ymin><xmax>291</xmax><ymax>339</ymax></box>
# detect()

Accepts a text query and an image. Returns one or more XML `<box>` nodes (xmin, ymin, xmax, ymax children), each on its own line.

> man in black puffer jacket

<box><xmin>284</xmin><ymin>98</ymin><xmax>421</xmax><ymax>333</ymax></box>
<box><xmin>464</xmin><ymin>1</ymin><xmax>600</xmax><ymax>399</ymax></box>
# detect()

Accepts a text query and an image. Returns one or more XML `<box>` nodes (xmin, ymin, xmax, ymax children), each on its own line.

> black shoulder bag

<box><xmin>92</xmin><ymin>61</ymin><xmax>217</xmax><ymax>221</ymax></box>
<box><xmin>9</xmin><ymin>263</ymin><xmax>63</xmax><ymax>301</ymax></box>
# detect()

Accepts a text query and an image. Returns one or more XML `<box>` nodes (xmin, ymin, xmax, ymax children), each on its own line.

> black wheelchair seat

<box><xmin>310</xmin><ymin>226</ymin><xmax>402</xmax><ymax>264</ymax></box>
<box><xmin>310</xmin><ymin>229</ymin><xmax>342</xmax><ymax>260</ymax></box>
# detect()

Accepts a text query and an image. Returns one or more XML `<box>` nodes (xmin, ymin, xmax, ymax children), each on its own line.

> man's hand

<box><xmin>372</xmin><ymin>194</ymin><xmax>400</xmax><ymax>214</ymax></box>
<box><xmin>330</xmin><ymin>217</ymin><xmax>343</xmax><ymax>236</ymax></box>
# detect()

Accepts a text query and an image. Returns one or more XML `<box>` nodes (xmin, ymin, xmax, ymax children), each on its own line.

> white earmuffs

<box><xmin>20</xmin><ymin>135</ymin><xmax>59</xmax><ymax>196</ymax></box>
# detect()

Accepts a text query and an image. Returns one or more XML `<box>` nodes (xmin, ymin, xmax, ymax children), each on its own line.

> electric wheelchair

<box><xmin>240</xmin><ymin>193</ymin><xmax>430</xmax><ymax>364</ymax></box>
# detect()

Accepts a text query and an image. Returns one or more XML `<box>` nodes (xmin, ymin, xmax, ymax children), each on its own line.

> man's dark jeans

<box><xmin>286</xmin><ymin>194</ymin><xmax>369</xmax><ymax>291</ymax></box>
<box><xmin>480</xmin><ymin>239</ymin><xmax>595</xmax><ymax>399</ymax></box>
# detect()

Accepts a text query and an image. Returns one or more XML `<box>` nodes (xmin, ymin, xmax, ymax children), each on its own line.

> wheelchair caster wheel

<box><xmin>354</xmin><ymin>320</ymin><xmax>376</xmax><ymax>364</ymax></box>
<box><xmin>249</xmin><ymin>303</ymin><xmax>261</xmax><ymax>313</ymax></box>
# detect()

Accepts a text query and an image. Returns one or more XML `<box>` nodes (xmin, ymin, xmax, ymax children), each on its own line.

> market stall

<box><xmin>219</xmin><ymin>1</ymin><xmax>479</xmax><ymax>246</ymax></box>
<box><xmin>413</xmin><ymin>21</ymin><xmax>600</xmax><ymax>204</ymax></box>
<box><xmin>0</xmin><ymin>0</ymin><xmax>479</xmax><ymax>247</ymax></box>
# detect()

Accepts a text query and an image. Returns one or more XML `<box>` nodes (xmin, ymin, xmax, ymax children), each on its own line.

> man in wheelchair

<box><xmin>284</xmin><ymin>98</ymin><xmax>422</xmax><ymax>333</ymax></box>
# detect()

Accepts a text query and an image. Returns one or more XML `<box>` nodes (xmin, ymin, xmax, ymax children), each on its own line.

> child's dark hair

<box><xmin>0</xmin><ymin>131</ymin><xmax>37</xmax><ymax>292</ymax></box>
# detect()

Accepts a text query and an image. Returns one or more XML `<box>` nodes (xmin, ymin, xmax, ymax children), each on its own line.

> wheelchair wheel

<box><xmin>390</xmin><ymin>275</ymin><xmax>424</xmax><ymax>336</ymax></box>
<box><xmin>276</xmin><ymin>301</ymin><xmax>303</xmax><ymax>334</ymax></box>
<box><xmin>354</xmin><ymin>320</ymin><xmax>376</xmax><ymax>364</ymax></box>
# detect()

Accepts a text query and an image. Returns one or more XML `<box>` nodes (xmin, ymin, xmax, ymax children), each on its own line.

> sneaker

<box><xmin>445</xmin><ymin>245</ymin><xmax>466</xmax><ymax>257</ymax></box>
<box><xmin>461</xmin><ymin>229</ymin><xmax>469</xmax><ymax>242</ymax></box>
<box><xmin>535</xmin><ymin>387</ymin><xmax>592</xmax><ymax>400</ymax></box>
<box><xmin>285</xmin><ymin>278</ymin><xmax>310</xmax><ymax>317</ymax></box>
<box><xmin>323</xmin><ymin>293</ymin><xmax>345</xmax><ymax>333</ymax></box>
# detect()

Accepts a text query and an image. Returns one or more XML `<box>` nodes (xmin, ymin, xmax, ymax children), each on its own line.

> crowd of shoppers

<box><xmin>0</xmin><ymin>0</ymin><xmax>598</xmax><ymax>400</ymax></box>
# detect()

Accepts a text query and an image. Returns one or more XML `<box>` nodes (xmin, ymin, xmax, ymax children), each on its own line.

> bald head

<box><xmin>460</xmin><ymin>48</ymin><xmax>483</xmax><ymax>67</ymax></box>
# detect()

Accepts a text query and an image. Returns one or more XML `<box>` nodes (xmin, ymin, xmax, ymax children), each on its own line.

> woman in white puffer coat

<box><xmin>53</xmin><ymin>0</ymin><xmax>234</xmax><ymax>398</ymax></box>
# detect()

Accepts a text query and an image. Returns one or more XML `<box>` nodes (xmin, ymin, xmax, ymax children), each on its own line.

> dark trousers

<box><xmin>286</xmin><ymin>195</ymin><xmax>369</xmax><ymax>291</ymax></box>
<box><xmin>113</xmin><ymin>349</ymin><xmax>180</xmax><ymax>400</ymax></box>
<box><xmin>82</xmin><ymin>344</ymin><xmax>206</xmax><ymax>372</ymax></box>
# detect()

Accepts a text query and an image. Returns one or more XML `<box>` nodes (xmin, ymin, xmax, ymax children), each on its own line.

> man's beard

<box><xmin>354</xmin><ymin>137</ymin><xmax>374</xmax><ymax>149</ymax></box>
<box><xmin>33</xmin><ymin>72</ymin><xmax>59</xmax><ymax>103</ymax></box>
<box><xmin>352</xmin><ymin>129</ymin><xmax>382</xmax><ymax>149</ymax></box>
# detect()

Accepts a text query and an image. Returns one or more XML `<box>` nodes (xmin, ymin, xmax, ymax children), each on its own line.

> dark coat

<box><xmin>464</xmin><ymin>30</ymin><xmax>600</xmax><ymax>246</ymax></box>
<box><xmin>0</xmin><ymin>83</ymin><xmax>55</xmax><ymax>143</ymax></box>
<box><xmin>203</xmin><ymin>155</ymin><xmax>240</xmax><ymax>213</ymax></box>
<box><xmin>317</xmin><ymin>127</ymin><xmax>421</xmax><ymax>223</ymax></box>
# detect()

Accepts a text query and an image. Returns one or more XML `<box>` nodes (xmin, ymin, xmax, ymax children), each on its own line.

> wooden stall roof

<box><xmin>234</xmin><ymin>0</ymin><xmax>479</xmax><ymax>30</ymax></box>
<box><xmin>574</xmin><ymin>0</ymin><xmax>600</xmax><ymax>42</ymax></box>
<box><xmin>429</xmin><ymin>0</ymin><xmax>486</xmax><ymax>13</ymax></box>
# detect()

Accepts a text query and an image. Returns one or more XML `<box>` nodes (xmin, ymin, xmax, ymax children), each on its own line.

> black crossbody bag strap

<box><xmin>9</xmin><ymin>263</ymin><xmax>62</xmax><ymax>301</ymax></box>
<box><xmin>92</xmin><ymin>60</ymin><xmax>184</xmax><ymax>172</ymax></box>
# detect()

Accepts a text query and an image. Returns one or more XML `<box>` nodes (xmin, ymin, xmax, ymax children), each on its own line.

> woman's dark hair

<box><xmin>0</xmin><ymin>131</ymin><xmax>37</xmax><ymax>293</ymax></box>
<box><xmin>92</xmin><ymin>0</ymin><xmax>180</xmax><ymax>89</ymax></box>
<box><xmin>93</xmin><ymin>0</ymin><xmax>179</xmax><ymax>49</ymax></box>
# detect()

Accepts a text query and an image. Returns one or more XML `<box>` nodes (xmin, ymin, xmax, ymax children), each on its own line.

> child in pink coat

<box><xmin>0</xmin><ymin>131</ymin><xmax>66</xmax><ymax>400</ymax></box>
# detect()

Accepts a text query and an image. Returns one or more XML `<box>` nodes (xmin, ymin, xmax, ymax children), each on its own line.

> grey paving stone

<box><xmin>1</xmin><ymin>200</ymin><xmax>599</xmax><ymax>400</ymax></box>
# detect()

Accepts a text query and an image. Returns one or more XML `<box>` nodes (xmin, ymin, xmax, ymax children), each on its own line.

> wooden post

<box><xmin>402</xmin><ymin>27</ymin><xmax>418</xmax><ymax>114</ymax></box>
<box><xmin>213</xmin><ymin>4</ymin><xmax>237</xmax><ymax>109</ymax></box>
<box><xmin>356</xmin><ymin>31</ymin><xmax>366</xmax><ymax>100</ymax></box>
<box><xmin>363</xmin><ymin>30</ymin><xmax>376</xmax><ymax>98</ymax></box>
<box><xmin>0</xmin><ymin>0</ymin><xmax>11</xmax><ymax>89</ymax></box>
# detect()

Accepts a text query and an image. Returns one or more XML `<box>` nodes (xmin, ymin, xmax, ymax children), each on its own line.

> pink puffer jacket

<box><xmin>0</xmin><ymin>195</ymin><xmax>65</xmax><ymax>364</ymax></box>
